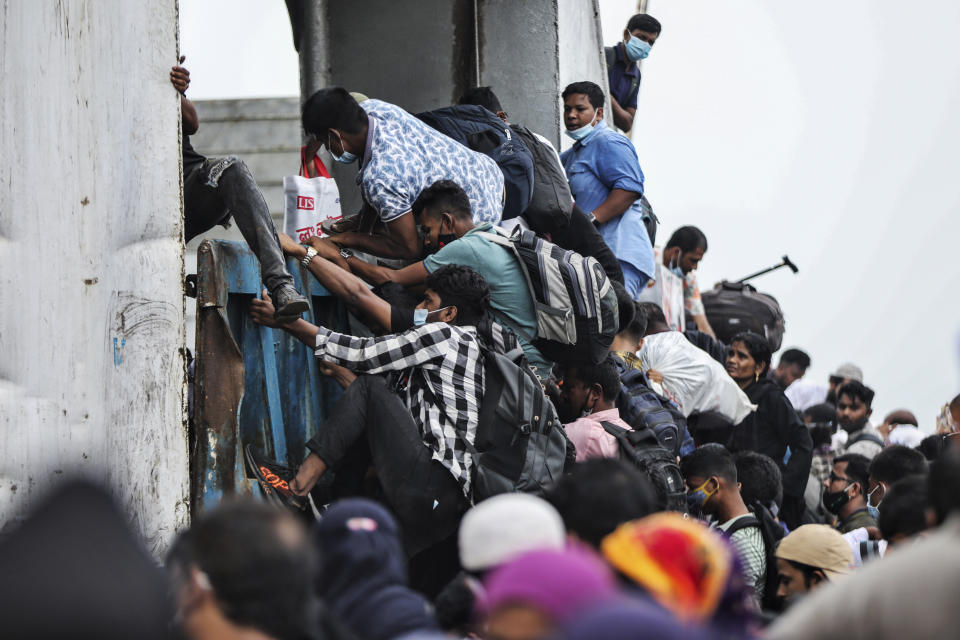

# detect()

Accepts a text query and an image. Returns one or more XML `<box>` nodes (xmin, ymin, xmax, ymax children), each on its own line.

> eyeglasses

<box><xmin>828</xmin><ymin>472</ymin><xmax>852</xmax><ymax>484</ymax></box>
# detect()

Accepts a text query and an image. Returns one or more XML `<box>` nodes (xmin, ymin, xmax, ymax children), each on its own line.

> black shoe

<box><xmin>271</xmin><ymin>284</ymin><xmax>309</xmax><ymax>321</ymax></box>
<box><xmin>244</xmin><ymin>444</ymin><xmax>306</xmax><ymax>511</ymax></box>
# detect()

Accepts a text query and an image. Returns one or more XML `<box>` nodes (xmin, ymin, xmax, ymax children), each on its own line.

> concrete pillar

<box><xmin>478</xmin><ymin>0</ymin><xmax>610</xmax><ymax>149</ymax></box>
<box><xmin>0</xmin><ymin>0</ymin><xmax>188</xmax><ymax>554</ymax></box>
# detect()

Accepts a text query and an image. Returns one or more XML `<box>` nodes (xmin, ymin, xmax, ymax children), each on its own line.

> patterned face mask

<box><xmin>936</xmin><ymin>403</ymin><xmax>959</xmax><ymax>434</ymax></box>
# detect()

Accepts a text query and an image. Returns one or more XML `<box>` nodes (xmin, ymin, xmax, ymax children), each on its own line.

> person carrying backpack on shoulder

<box><xmin>682</xmin><ymin>444</ymin><xmax>782</xmax><ymax>612</ymax></box>
<box><xmin>557</xmin><ymin>357</ymin><xmax>633</xmax><ymax>462</ymax></box>
<box><xmin>245</xmin><ymin>265</ymin><xmax>491</xmax><ymax>564</ymax></box>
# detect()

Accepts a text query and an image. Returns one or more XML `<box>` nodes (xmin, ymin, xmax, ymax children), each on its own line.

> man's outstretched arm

<box><xmin>250</xmin><ymin>292</ymin><xmax>319</xmax><ymax>347</ymax></box>
<box><xmin>278</xmin><ymin>233</ymin><xmax>395</xmax><ymax>332</ymax></box>
<box><xmin>330</xmin><ymin>212</ymin><xmax>421</xmax><ymax>260</ymax></box>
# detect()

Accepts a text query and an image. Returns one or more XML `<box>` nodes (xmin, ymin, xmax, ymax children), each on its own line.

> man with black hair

<box><xmin>836</xmin><ymin>381</ymin><xmax>883</xmax><ymax>459</ymax></box>
<box><xmin>300</xmin><ymin>87</ymin><xmax>504</xmax><ymax>260</ymax></box>
<box><xmin>867</xmin><ymin>444</ymin><xmax>927</xmax><ymax>513</ymax></box>
<box><xmin>293</xmin><ymin>180</ymin><xmax>553</xmax><ymax>379</ymax></box>
<box><xmin>877</xmin><ymin>475</ymin><xmax>931</xmax><ymax>546</ymax></box>
<box><xmin>645</xmin><ymin>226</ymin><xmax>714</xmax><ymax>335</ymax></box>
<box><xmin>546</xmin><ymin>458</ymin><xmax>657</xmax><ymax>547</ymax></box>
<box><xmin>604</xmin><ymin>13</ymin><xmax>662</xmax><ymax>131</ymax></box>
<box><xmin>560</xmin><ymin>81</ymin><xmax>654</xmax><ymax>299</ymax></box>
<box><xmin>169</xmin><ymin>61</ymin><xmax>308</xmax><ymax>321</ymax></box>
<box><xmin>735</xmin><ymin>451</ymin><xmax>784</xmax><ymax>517</ymax></box>
<box><xmin>166</xmin><ymin>501</ymin><xmax>319</xmax><ymax>640</ymax></box>
<box><xmin>773</xmin><ymin>349</ymin><xmax>811</xmax><ymax>390</ymax></box>
<box><xmin>247</xmin><ymin>264</ymin><xmax>492</xmax><ymax>557</ymax></box>
<box><xmin>457</xmin><ymin>86</ymin><xmax>624</xmax><ymax>286</ymax></box>
<box><xmin>823</xmin><ymin>453</ymin><xmax>876</xmax><ymax>533</ymax></box>
<box><xmin>558</xmin><ymin>357</ymin><xmax>633</xmax><ymax>461</ymax></box>
<box><xmin>681</xmin><ymin>444</ymin><xmax>769</xmax><ymax>607</ymax></box>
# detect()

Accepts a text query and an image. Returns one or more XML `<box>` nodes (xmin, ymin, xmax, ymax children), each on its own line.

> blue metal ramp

<box><xmin>190</xmin><ymin>239</ymin><xmax>348</xmax><ymax>514</ymax></box>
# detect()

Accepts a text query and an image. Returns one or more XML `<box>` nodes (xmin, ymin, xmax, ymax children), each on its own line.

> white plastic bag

<box><xmin>638</xmin><ymin>331</ymin><xmax>755</xmax><ymax>423</ymax></box>
<box><xmin>635</xmin><ymin>262</ymin><xmax>685</xmax><ymax>331</ymax></box>
<box><xmin>282</xmin><ymin>153</ymin><xmax>341</xmax><ymax>242</ymax></box>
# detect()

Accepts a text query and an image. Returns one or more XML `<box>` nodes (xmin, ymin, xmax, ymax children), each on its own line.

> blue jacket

<box><xmin>314</xmin><ymin>499</ymin><xmax>438</xmax><ymax>640</ymax></box>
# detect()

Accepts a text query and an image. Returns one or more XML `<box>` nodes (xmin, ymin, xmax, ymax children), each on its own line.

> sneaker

<box><xmin>270</xmin><ymin>283</ymin><xmax>309</xmax><ymax>321</ymax></box>
<box><xmin>244</xmin><ymin>444</ymin><xmax>306</xmax><ymax>511</ymax></box>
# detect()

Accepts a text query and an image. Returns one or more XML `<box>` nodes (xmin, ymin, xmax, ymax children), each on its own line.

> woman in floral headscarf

<box><xmin>600</xmin><ymin>512</ymin><xmax>757</xmax><ymax>638</ymax></box>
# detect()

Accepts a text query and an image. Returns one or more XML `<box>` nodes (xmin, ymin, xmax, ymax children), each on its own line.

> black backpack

<box><xmin>508</xmin><ymin>123</ymin><xmax>573</xmax><ymax>234</ymax></box>
<box><xmin>639</xmin><ymin>195</ymin><xmax>658</xmax><ymax>246</ymax></box>
<box><xmin>425</xmin><ymin>323</ymin><xmax>568</xmax><ymax>502</ymax></box>
<box><xmin>599</xmin><ymin>421</ymin><xmax>687</xmax><ymax>513</ymax></box>
<box><xmin>416</xmin><ymin>105</ymin><xmax>535</xmax><ymax>220</ymax></box>
<box><xmin>724</xmin><ymin>504</ymin><xmax>785</xmax><ymax>611</ymax></box>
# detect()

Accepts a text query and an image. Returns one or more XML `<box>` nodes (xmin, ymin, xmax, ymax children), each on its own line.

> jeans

<box><xmin>184</xmin><ymin>157</ymin><xmax>293</xmax><ymax>292</ymax></box>
<box><xmin>305</xmin><ymin>374</ymin><xmax>467</xmax><ymax>556</ymax></box>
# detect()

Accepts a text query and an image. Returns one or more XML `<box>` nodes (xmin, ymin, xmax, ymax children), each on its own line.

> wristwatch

<box><xmin>586</xmin><ymin>211</ymin><xmax>598</xmax><ymax>225</ymax></box>
<box><xmin>301</xmin><ymin>245</ymin><xmax>318</xmax><ymax>267</ymax></box>
<box><xmin>339</xmin><ymin>247</ymin><xmax>354</xmax><ymax>260</ymax></box>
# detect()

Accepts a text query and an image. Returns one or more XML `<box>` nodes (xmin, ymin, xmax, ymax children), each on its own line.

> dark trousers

<box><xmin>306</xmin><ymin>375</ymin><xmax>467</xmax><ymax>556</ymax></box>
<box><xmin>184</xmin><ymin>158</ymin><xmax>293</xmax><ymax>292</ymax></box>
<box><xmin>549</xmin><ymin>204</ymin><xmax>624</xmax><ymax>285</ymax></box>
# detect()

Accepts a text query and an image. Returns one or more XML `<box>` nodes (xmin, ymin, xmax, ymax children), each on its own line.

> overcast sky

<box><xmin>180</xmin><ymin>0</ymin><xmax>960</xmax><ymax>430</ymax></box>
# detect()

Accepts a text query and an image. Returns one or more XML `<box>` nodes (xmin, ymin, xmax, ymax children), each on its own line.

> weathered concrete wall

<box><xmin>0</xmin><ymin>0</ymin><xmax>188</xmax><ymax>554</ymax></box>
<box><xmin>477</xmin><ymin>0</ymin><xmax>562</xmax><ymax>147</ymax></box>
<box><xmin>557</xmin><ymin>0</ymin><xmax>611</xmax><ymax>150</ymax></box>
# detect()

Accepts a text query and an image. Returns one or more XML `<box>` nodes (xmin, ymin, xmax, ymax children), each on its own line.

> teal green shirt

<box><xmin>423</xmin><ymin>223</ymin><xmax>552</xmax><ymax>378</ymax></box>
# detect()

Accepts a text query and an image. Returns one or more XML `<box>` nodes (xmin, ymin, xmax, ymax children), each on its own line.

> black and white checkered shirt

<box><xmin>315</xmin><ymin>323</ymin><xmax>484</xmax><ymax>496</ymax></box>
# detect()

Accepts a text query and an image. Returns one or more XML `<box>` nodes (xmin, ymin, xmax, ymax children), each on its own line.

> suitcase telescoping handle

<box><xmin>735</xmin><ymin>255</ymin><xmax>799</xmax><ymax>284</ymax></box>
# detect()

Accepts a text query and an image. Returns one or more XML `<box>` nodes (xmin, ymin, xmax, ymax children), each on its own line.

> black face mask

<box><xmin>420</xmin><ymin>228</ymin><xmax>458</xmax><ymax>256</ymax></box>
<box><xmin>822</xmin><ymin>485</ymin><xmax>852</xmax><ymax>515</ymax></box>
<box><xmin>840</xmin><ymin>415</ymin><xmax>869</xmax><ymax>434</ymax></box>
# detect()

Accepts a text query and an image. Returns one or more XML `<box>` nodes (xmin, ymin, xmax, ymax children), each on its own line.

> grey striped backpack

<box><xmin>479</xmin><ymin>227</ymin><xmax>619</xmax><ymax>365</ymax></box>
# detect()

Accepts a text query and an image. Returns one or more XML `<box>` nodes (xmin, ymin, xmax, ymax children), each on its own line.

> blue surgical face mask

<box><xmin>667</xmin><ymin>253</ymin><xmax>685</xmax><ymax>279</ymax></box>
<box><xmin>867</xmin><ymin>504</ymin><xmax>880</xmax><ymax>521</ymax></box>
<box><xmin>564</xmin><ymin>115</ymin><xmax>599</xmax><ymax>142</ymax></box>
<box><xmin>328</xmin><ymin>130</ymin><xmax>358</xmax><ymax>164</ymax></box>
<box><xmin>413</xmin><ymin>306</ymin><xmax>452</xmax><ymax>326</ymax></box>
<box><xmin>625</xmin><ymin>35</ymin><xmax>651</xmax><ymax>62</ymax></box>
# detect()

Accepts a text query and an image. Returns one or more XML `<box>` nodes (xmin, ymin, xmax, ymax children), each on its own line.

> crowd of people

<box><xmin>5</xmin><ymin>10</ymin><xmax>958</xmax><ymax>640</ymax></box>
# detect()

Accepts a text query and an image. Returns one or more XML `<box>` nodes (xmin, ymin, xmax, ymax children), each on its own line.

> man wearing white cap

<box><xmin>775</xmin><ymin>524</ymin><xmax>853</xmax><ymax>606</ymax></box>
<box><xmin>458</xmin><ymin>493</ymin><xmax>567</xmax><ymax>574</ymax></box>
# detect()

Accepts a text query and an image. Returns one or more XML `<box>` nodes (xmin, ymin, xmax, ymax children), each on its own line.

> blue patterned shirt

<box><xmin>358</xmin><ymin>99</ymin><xmax>504</xmax><ymax>225</ymax></box>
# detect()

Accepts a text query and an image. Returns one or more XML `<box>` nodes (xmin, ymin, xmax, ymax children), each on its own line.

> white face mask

<box><xmin>413</xmin><ymin>306</ymin><xmax>453</xmax><ymax>325</ymax></box>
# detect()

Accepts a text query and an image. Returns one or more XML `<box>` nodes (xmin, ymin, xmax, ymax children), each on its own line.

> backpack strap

<box><xmin>476</xmin><ymin>229</ymin><xmax>540</xmax><ymax>343</ymax></box>
<box><xmin>722</xmin><ymin>515</ymin><xmax>762</xmax><ymax>537</ymax></box>
<box><xmin>599</xmin><ymin>421</ymin><xmax>641</xmax><ymax>465</ymax></box>
<box><xmin>848</xmin><ymin>431</ymin><xmax>885</xmax><ymax>448</ymax></box>
<box><xmin>604</xmin><ymin>46</ymin><xmax>616</xmax><ymax>70</ymax></box>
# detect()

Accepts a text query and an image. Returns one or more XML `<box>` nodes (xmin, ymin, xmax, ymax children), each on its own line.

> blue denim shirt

<box><xmin>561</xmin><ymin>122</ymin><xmax>654</xmax><ymax>297</ymax></box>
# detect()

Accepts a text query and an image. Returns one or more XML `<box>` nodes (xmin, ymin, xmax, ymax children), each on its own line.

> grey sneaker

<box><xmin>271</xmin><ymin>283</ymin><xmax>309</xmax><ymax>321</ymax></box>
